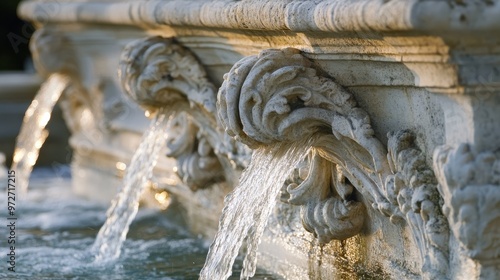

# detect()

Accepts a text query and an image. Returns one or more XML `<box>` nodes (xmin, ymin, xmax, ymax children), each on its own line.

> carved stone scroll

<box><xmin>285</xmin><ymin>149</ymin><xmax>365</xmax><ymax>242</ymax></box>
<box><xmin>30</xmin><ymin>28</ymin><xmax>78</xmax><ymax>78</ymax></box>
<box><xmin>218</xmin><ymin>48</ymin><xmax>449</xmax><ymax>279</ymax></box>
<box><xmin>219</xmin><ymin>48</ymin><xmax>396</xmax><ymax>214</ymax></box>
<box><xmin>165</xmin><ymin>112</ymin><xmax>224</xmax><ymax>191</ymax></box>
<box><xmin>119</xmin><ymin>36</ymin><xmax>216</xmax><ymax>115</ymax></box>
<box><xmin>118</xmin><ymin>36</ymin><xmax>247</xmax><ymax>189</ymax></box>
<box><xmin>218</xmin><ymin>48</ymin><xmax>401</xmax><ymax>218</ymax></box>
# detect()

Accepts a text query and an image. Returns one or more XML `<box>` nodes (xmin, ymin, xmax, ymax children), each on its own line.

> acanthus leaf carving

<box><xmin>119</xmin><ymin>36</ymin><xmax>249</xmax><ymax>190</ymax></box>
<box><xmin>387</xmin><ymin>130</ymin><xmax>450</xmax><ymax>278</ymax></box>
<box><xmin>165</xmin><ymin>112</ymin><xmax>224</xmax><ymax>190</ymax></box>
<box><xmin>434</xmin><ymin>143</ymin><xmax>500</xmax><ymax>261</ymax></box>
<box><xmin>285</xmin><ymin>149</ymin><xmax>365</xmax><ymax>242</ymax></box>
<box><xmin>119</xmin><ymin>36</ymin><xmax>216</xmax><ymax>115</ymax></box>
<box><xmin>218</xmin><ymin>48</ymin><xmax>450</xmax><ymax>279</ymax></box>
<box><xmin>218</xmin><ymin>48</ymin><xmax>398</xmax><ymax>219</ymax></box>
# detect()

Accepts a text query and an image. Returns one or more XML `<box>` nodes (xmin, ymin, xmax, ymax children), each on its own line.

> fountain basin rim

<box><xmin>18</xmin><ymin>0</ymin><xmax>500</xmax><ymax>34</ymax></box>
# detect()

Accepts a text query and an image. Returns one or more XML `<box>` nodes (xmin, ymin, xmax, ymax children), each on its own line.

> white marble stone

<box><xmin>20</xmin><ymin>0</ymin><xmax>500</xmax><ymax>278</ymax></box>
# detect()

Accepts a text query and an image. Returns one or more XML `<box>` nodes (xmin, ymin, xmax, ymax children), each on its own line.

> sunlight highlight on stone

<box><xmin>115</xmin><ymin>162</ymin><xmax>127</xmax><ymax>171</ymax></box>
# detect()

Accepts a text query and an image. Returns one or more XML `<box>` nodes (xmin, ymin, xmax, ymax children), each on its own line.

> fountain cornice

<box><xmin>18</xmin><ymin>0</ymin><xmax>500</xmax><ymax>34</ymax></box>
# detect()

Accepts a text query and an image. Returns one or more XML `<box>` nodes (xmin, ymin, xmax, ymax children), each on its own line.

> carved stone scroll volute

<box><xmin>218</xmin><ymin>48</ymin><xmax>398</xmax><ymax>225</ymax></box>
<box><xmin>285</xmin><ymin>149</ymin><xmax>365</xmax><ymax>242</ymax></box>
<box><xmin>30</xmin><ymin>28</ymin><xmax>78</xmax><ymax>78</ymax></box>
<box><xmin>165</xmin><ymin>112</ymin><xmax>224</xmax><ymax>191</ymax></box>
<box><xmin>119</xmin><ymin>36</ymin><xmax>240</xmax><ymax>190</ymax></box>
<box><xmin>217</xmin><ymin>48</ymin><xmax>450</xmax><ymax>279</ymax></box>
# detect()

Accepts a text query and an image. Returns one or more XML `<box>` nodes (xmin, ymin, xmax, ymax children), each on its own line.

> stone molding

<box><xmin>218</xmin><ymin>48</ymin><xmax>450</xmax><ymax>279</ymax></box>
<box><xmin>165</xmin><ymin>112</ymin><xmax>224</xmax><ymax>191</ymax></box>
<box><xmin>18</xmin><ymin>0</ymin><xmax>500</xmax><ymax>34</ymax></box>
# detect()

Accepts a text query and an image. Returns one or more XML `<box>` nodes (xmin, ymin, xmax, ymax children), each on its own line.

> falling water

<box><xmin>91</xmin><ymin>108</ymin><xmax>170</xmax><ymax>261</ymax></box>
<box><xmin>200</xmin><ymin>140</ymin><xmax>311</xmax><ymax>280</ymax></box>
<box><xmin>11</xmin><ymin>73</ymin><xmax>71</xmax><ymax>193</ymax></box>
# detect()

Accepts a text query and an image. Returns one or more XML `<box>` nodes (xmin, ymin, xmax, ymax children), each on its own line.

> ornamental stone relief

<box><xmin>217</xmin><ymin>48</ymin><xmax>450</xmax><ymax>279</ymax></box>
<box><xmin>165</xmin><ymin>112</ymin><xmax>224</xmax><ymax>191</ymax></box>
<box><xmin>434</xmin><ymin>144</ymin><xmax>500</xmax><ymax>262</ymax></box>
<box><xmin>118</xmin><ymin>36</ymin><xmax>249</xmax><ymax>190</ymax></box>
<box><xmin>118</xmin><ymin>36</ymin><xmax>499</xmax><ymax>279</ymax></box>
<box><xmin>19</xmin><ymin>0</ymin><xmax>500</xmax><ymax>278</ymax></box>
<box><xmin>30</xmin><ymin>29</ymin><xmax>105</xmax><ymax>145</ymax></box>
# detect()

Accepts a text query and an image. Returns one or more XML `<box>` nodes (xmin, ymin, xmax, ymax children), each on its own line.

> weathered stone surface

<box><xmin>20</xmin><ymin>0</ymin><xmax>500</xmax><ymax>278</ymax></box>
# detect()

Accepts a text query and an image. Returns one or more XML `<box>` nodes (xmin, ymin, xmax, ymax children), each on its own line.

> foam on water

<box><xmin>11</xmin><ymin>73</ymin><xmax>71</xmax><ymax>193</ymax></box>
<box><xmin>1</xmin><ymin>171</ymin><xmax>279</xmax><ymax>278</ymax></box>
<box><xmin>200</xmin><ymin>141</ymin><xmax>310</xmax><ymax>280</ymax></box>
<box><xmin>0</xmin><ymin>169</ymin><xmax>210</xmax><ymax>280</ymax></box>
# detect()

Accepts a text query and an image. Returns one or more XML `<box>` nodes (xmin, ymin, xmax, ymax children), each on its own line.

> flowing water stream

<box><xmin>0</xmin><ymin>167</ymin><xmax>278</xmax><ymax>279</ymax></box>
<box><xmin>11</xmin><ymin>73</ymin><xmax>70</xmax><ymax>194</ymax></box>
<box><xmin>91</xmin><ymin>108</ymin><xmax>171</xmax><ymax>261</ymax></box>
<box><xmin>200</xmin><ymin>141</ymin><xmax>311</xmax><ymax>280</ymax></box>
<box><xmin>1</xmin><ymin>144</ymin><xmax>280</xmax><ymax>278</ymax></box>
<box><xmin>6</xmin><ymin>73</ymin><xmax>309</xmax><ymax>278</ymax></box>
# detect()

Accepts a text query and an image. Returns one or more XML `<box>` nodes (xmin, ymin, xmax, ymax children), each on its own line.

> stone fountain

<box><xmin>19</xmin><ymin>0</ymin><xmax>500</xmax><ymax>279</ymax></box>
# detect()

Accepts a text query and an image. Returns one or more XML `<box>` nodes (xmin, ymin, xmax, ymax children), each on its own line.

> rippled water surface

<box><xmin>0</xmin><ymin>168</ymin><xmax>278</xmax><ymax>279</ymax></box>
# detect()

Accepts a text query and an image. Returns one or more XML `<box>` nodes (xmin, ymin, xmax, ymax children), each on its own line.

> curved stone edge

<box><xmin>119</xmin><ymin>36</ymin><xmax>217</xmax><ymax>115</ymax></box>
<box><xmin>30</xmin><ymin>28</ymin><xmax>78</xmax><ymax>78</ymax></box>
<box><xmin>18</xmin><ymin>0</ymin><xmax>500</xmax><ymax>33</ymax></box>
<box><xmin>284</xmin><ymin>150</ymin><xmax>366</xmax><ymax>243</ymax></box>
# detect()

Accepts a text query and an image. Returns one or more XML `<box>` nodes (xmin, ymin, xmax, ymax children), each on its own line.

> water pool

<box><xmin>1</xmin><ymin>167</ymin><xmax>278</xmax><ymax>279</ymax></box>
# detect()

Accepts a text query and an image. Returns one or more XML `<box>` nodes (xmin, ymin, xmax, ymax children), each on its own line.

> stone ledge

<box><xmin>18</xmin><ymin>0</ymin><xmax>500</xmax><ymax>34</ymax></box>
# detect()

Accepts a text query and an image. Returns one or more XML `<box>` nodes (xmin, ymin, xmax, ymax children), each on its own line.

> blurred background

<box><xmin>1</xmin><ymin>0</ymin><xmax>31</xmax><ymax>71</ymax></box>
<box><xmin>0</xmin><ymin>0</ymin><xmax>71</xmax><ymax>167</ymax></box>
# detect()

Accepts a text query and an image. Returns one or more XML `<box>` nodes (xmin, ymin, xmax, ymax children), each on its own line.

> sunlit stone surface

<box><xmin>19</xmin><ymin>0</ymin><xmax>500</xmax><ymax>279</ymax></box>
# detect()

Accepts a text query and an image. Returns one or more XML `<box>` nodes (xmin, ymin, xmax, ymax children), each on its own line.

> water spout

<box><xmin>11</xmin><ymin>73</ymin><xmax>71</xmax><ymax>193</ymax></box>
<box><xmin>200</xmin><ymin>140</ymin><xmax>310</xmax><ymax>280</ymax></box>
<box><xmin>91</xmin><ymin>108</ymin><xmax>170</xmax><ymax>261</ymax></box>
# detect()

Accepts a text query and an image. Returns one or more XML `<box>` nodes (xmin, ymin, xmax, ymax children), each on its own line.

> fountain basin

<box><xmin>19</xmin><ymin>0</ymin><xmax>500</xmax><ymax>279</ymax></box>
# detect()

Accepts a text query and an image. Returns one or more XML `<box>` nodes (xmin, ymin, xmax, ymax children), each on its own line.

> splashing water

<box><xmin>92</xmin><ymin>108</ymin><xmax>170</xmax><ymax>261</ymax></box>
<box><xmin>200</xmin><ymin>141</ymin><xmax>310</xmax><ymax>280</ymax></box>
<box><xmin>11</xmin><ymin>73</ymin><xmax>71</xmax><ymax>193</ymax></box>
